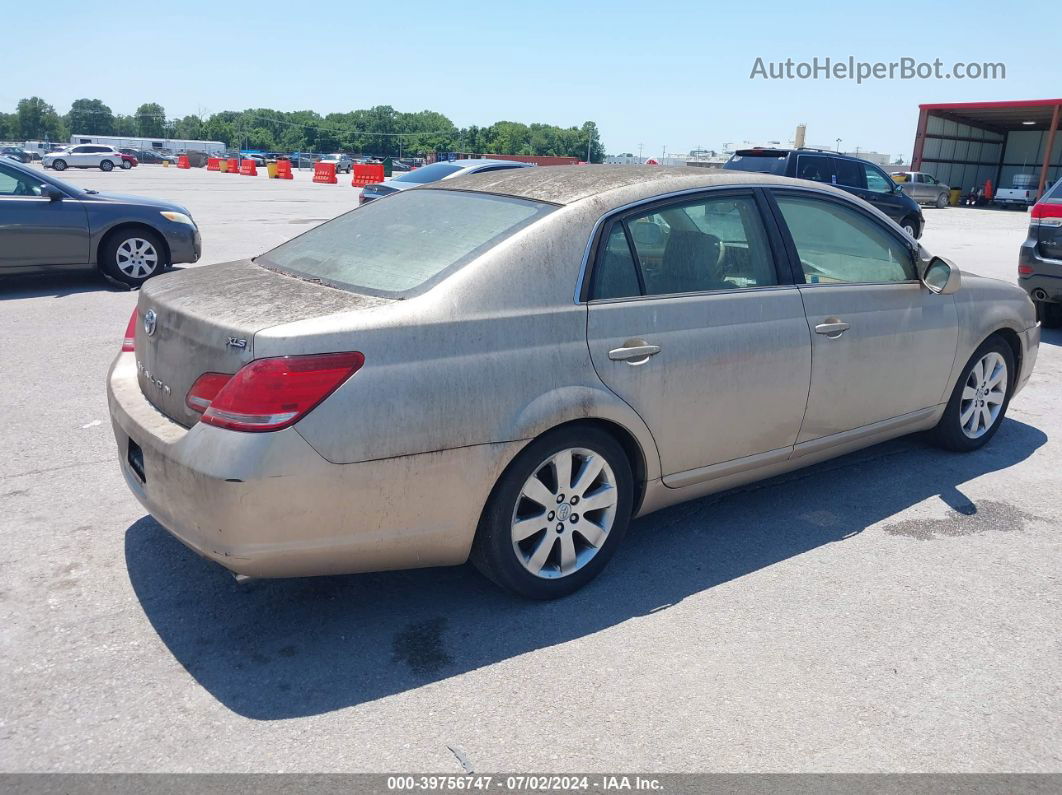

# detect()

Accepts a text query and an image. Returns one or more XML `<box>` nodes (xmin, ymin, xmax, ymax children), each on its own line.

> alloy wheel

<box><xmin>959</xmin><ymin>351</ymin><xmax>1007</xmax><ymax>439</ymax></box>
<box><xmin>115</xmin><ymin>238</ymin><xmax>159</xmax><ymax>279</ymax></box>
<box><xmin>510</xmin><ymin>447</ymin><xmax>618</xmax><ymax>579</ymax></box>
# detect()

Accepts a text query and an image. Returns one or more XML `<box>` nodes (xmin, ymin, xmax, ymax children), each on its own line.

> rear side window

<box><xmin>724</xmin><ymin>152</ymin><xmax>786</xmax><ymax>175</ymax></box>
<box><xmin>393</xmin><ymin>162</ymin><xmax>464</xmax><ymax>183</ymax></box>
<box><xmin>834</xmin><ymin>159</ymin><xmax>865</xmax><ymax>189</ymax></box>
<box><xmin>795</xmin><ymin>155</ymin><xmax>832</xmax><ymax>183</ymax></box>
<box><xmin>775</xmin><ymin>194</ymin><xmax>915</xmax><ymax>284</ymax></box>
<box><xmin>259</xmin><ymin>189</ymin><xmax>554</xmax><ymax>297</ymax></box>
<box><xmin>590</xmin><ymin>194</ymin><xmax>778</xmax><ymax>299</ymax></box>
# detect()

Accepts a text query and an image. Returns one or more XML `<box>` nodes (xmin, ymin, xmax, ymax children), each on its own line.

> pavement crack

<box><xmin>447</xmin><ymin>745</ymin><xmax>474</xmax><ymax>774</ymax></box>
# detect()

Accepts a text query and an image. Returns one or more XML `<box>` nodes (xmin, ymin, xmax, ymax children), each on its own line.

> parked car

<box><xmin>723</xmin><ymin>147</ymin><xmax>925</xmax><ymax>238</ymax></box>
<box><xmin>892</xmin><ymin>171</ymin><xmax>951</xmax><ymax>208</ymax></box>
<box><xmin>107</xmin><ymin>167</ymin><xmax>1038</xmax><ymax>598</ymax></box>
<box><xmin>119</xmin><ymin>152</ymin><xmax>138</xmax><ymax>169</ymax></box>
<box><xmin>43</xmin><ymin>144</ymin><xmax>124</xmax><ymax>172</ymax></box>
<box><xmin>358</xmin><ymin>158</ymin><xmax>533</xmax><ymax>204</ymax></box>
<box><xmin>319</xmin><ymin>153</ymin><xmax>355</xmax><ymax>174</ymax></box>
<box><xmin>1</xmin><ymin>146</ymin><xmax>33</xmax><ymax>163</ymax></box>
<box><xmin>390</xmin><ymin>159</ymin><xmax>413</xmax><ymax>172</ymax></box>
<box><xmin>0</xmin><ymin>157</ymin><xmax>201</xmax><ymax>286</ymax></box>
<box><xmin>1018</xmin><ymin>177</ymin><xmax>1062</xmax><ymax>327</ymax></box>
<box><xmin>995</xmin><ymin>174</ymin><xmax>1040</xmax><ymax>209</ymax></box>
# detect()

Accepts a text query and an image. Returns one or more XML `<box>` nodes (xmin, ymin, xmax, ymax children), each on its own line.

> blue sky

<box><xmin>4</xmin><ymin>0</ymin><xmax>1057</xmax><ymax>159</ymax></box>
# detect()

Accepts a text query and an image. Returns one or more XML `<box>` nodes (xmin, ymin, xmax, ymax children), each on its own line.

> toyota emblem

<box><xmin>143</xmin><ymin>309</ymin><xmax>157</xmax><ymax>337</ymax></box>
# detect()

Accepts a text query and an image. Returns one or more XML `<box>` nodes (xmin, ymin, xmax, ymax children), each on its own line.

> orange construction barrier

<box><xmin>313</xmin><ymin>161</ymin><xmax>337</xmax><ymax>184</ymax></box>
<box><xmin>351</xmin><ymin>163</ymin><xmax>386</xmax><ymax>187</ymax></box>
<box><xmin>240</xmin><ymin>159</ymin><xmax>258</xmax><ymax>176</ymax></box>
<box><xmin>206</xmin><ymin>157</ymin><xmax>221</xmax><ymax>171</ymax></box>
<box><xmin>226</xmin><ymin>158</ymin><xmax>239</xmax><ymax>174</ymax></box>
<box><xmin>274</xmin><ymin>159</ymin><xmax>293</xmax><ymax>179</ymax></box>
<box><xmin>176</xmin><ymin>154</ymin><xmax>190</xmax><ymax>169</ymax></box>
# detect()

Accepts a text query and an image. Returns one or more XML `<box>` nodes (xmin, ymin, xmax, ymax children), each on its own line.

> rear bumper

<box><xmin>1019</xmin><ymin>241</ymin><xmax>1062</xmax><ymax>301</ymax></box>
<box><xmin>107</xmin><ymin>352</ymin><xmax>520</xmax><ymax>578</ymax></box>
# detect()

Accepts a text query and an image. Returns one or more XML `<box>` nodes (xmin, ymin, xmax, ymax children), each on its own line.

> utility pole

<box><xmin>835</xmin><ymin>137</ymin><xmax>842</xmax><ymax>152</ymax></box>
<box><xmin>637</xmin><ymin>143</ymin><xmax>643</xmax><ymax>162</ymax></box>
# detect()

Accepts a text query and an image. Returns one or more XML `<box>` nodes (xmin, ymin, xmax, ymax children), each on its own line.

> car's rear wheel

<box><xmin>929</xmin><ymin>336</ymin><xmax>1014</xmax><ymax>452</ymax></box>
<box><xmin>121</xmin><ymin>160</ymin><xmax>132</xmax><ymax>170</ymax></box>
<box><xmin>52</xmin><ymin>159</ymin><xmax>67</xmax><ymax>171</ymax></box>
<box><xmin>100</xmin><ymin>229</ymin><xmax>166</xmax><ymax>287</ymax></box>
<box><xmin>471</xmin><ymin>426</ymin><xmax>633</xmax><ymax>599</ymax></box>
<box><xmin>935</xmin><ymin>192</ymin><xmax>949</xmax><ymax>208</ymax></box>
<box><xmin>1035</xmin><ymin>300</ymin><xmax>1062</xmax><ymax>328</ymax></box>
<box><xmin>100</xmin><ymin>159</ymin><xmax>114</xmax><ymax>172</ymax></box>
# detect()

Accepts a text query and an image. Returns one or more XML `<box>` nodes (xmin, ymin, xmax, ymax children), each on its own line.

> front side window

<box><xmin>863</xmin><ymin>164</ymin><xmax>893</xmax><ymax>193</ymax></box>
<box><xmin>775</xmin><ymin>194</ymin><xmax>915</xmax><ymax>284</ymax></box>
<box><xmin>258</xmin><ymin>189</ymin><xmax>554</xmax><ymax>297</ymax></box>
<box><xmin>590</xmin><ymin>194</ymin><xmax>778</xmax><ymax>299</ymax></box>
<box><xmin>0</xmin><ymin>164</ymin><xmax>42</xmax><ymax>197</ymax></box>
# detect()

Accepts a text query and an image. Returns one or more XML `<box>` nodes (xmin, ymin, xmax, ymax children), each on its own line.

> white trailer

<box><xmin>68</xmin><ymin>134</ymin><xmax>226</xmax><ymax>154</ymax></box>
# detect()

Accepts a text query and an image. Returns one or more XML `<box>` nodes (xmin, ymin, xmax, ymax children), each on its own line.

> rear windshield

<box><xmin>258</xmin><ymin>189</ymin><xmax>555</xmax><ymax>297</ymax></box>
<box><xmin>1045</xmin><ymin>178</ymin><xmax>1062</xmax><ymax>202</ymax></box>
<box><xmin>393</xmin><ymin>162</ymin><xmax>464</xmax><ymax>183</ymax></box>
<box><xmin>724</xmin><ymin>151</ymin><xmax>787</xmax><ymax>175</ymax></box>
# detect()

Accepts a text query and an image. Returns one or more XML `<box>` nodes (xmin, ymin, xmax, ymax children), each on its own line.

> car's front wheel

<box><xmin>930</xmin><ymin>336</ymin><xmax>1015</xmax><ymax>452</ymax></box>
<box><xmin>472</xmin><ymin>426</ymin><xmax>634</xmax><ymax>599</ymax></box>
<box><xmin>121</xmin><ymin>160</ymin><xmax>132</xmax><ymax>170</ymax></box>
<box><xmin>51</xmin><ymin>159</ymin><xmax>67</xmax><ymax>171</ymax></box>
<box><xmin>100</xmin><ymin>229</ymin><xmax>166</xmax><ymax>287</ymax></box>
<box><xmin>900</xmin><ymin>216</ymin><xmax>919</xmax><ymax>237</ymax></box>
<box><xmin>935</xmin><ymin>192</ymin><xmax>949</xmax><ymax>208</ymax></box>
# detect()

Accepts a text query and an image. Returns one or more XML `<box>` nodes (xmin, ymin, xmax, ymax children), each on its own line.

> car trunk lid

<box><xmin>133</xmin><ymin>259</ymin><xmax>391</xmax><ymax>427</ymax></box>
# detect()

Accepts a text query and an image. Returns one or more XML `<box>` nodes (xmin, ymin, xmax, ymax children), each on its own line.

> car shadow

<box><xmin>1039</xmin><ymin>326</ymin><xmax>1062</xmax><ymax>347</ymax></box>
<box><xmin>125</xmin><ymin>419</ymin><xmax>1047</xmax><ymax>720</ymax></box>
<box><xmin>0</xmin><ymin>271</ymin><xmax>127</xmax><ymax>298</ymax></box>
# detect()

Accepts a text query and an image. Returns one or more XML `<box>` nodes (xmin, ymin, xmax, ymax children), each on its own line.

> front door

<box><xmin>584</xmin><ymin>190</ymin><xmax>811</xmax><ymax>479</ymax></box>
<box><xmin>0</xmin><ymin>163</ymin><xmax>89</xmax><ymax>268</ymax></box>
<box><xmin>769</xmin><ymin>190</ymin><xmax>958</xmax><ymax>442</ymax></box>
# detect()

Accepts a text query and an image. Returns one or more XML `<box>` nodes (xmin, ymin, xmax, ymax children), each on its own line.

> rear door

<box><xmin>768</xmin><ymin>189</ymin><xmax>957</xmax><ymax>441</ymax></box>
<box><xmin>0</xmin><ymin>162</ymin><xmax>89</xmax><ymax>268</ymax></box>
<box><xmin>794</xmin><ymin>153</ymin><xmax>835</xmax><ymax>186</ymax></box>
<box><xmin>585</xmin><ymin>189</ymin><xmax>811</xmax><ymax>481</ymax></box>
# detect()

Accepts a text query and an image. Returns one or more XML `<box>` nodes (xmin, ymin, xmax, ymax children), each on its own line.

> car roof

<box><xmin>427</xmin><ymin>165</ymin><xmax>855</xmax><ymax>206</ymax></box>
<box><xmin>453</xmin><ymin>158</ymin><xmax>534</xmax><ymax>170</ymax></box>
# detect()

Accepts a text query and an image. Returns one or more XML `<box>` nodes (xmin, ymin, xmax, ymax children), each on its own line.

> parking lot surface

<box><xmin>1</xmin><ymin>166</ymin><xmax>1059</xmax><ymax>772</ymax></box>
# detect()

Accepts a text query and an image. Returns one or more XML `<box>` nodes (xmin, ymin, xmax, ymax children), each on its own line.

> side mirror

<box><xmin>923</xmin><ymin>256</ymin><xmax>961</xmax><ymax>295</ymax></box>
<box><xmin>41</xmin><ymin>184</ymin><xmax>63</xmax><ymax>201</ymax></box>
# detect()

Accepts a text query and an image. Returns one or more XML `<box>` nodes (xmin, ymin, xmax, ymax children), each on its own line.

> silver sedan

<box><xmin>108</xmin><ymin>168</ymin><xmax>1040</xmax><ymax>599</ymax></box>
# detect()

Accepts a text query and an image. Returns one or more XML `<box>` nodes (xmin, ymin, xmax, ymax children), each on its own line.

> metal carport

<box><xmin>911</xmin><ymin>98</ymin><xmax>1061</xmax><ymax>198</ymax></box>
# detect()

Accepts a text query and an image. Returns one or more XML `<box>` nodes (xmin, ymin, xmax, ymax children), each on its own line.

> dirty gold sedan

<box><xmin>108</xmin><ymin>168</ymin><xmax>1040</xmax><ymax>599</ymax></box>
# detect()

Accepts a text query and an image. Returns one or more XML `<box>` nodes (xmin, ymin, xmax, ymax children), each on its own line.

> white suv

<box><xmin>44</xmin><ymin>145</ymin><xmax>123</xmax><ymax>172</ymax></box>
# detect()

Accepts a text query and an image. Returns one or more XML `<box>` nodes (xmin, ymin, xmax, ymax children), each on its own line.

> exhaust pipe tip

<box><xmin>1032</xmin><ymin>288</ymin><xmax>1048</xmax><ymax>301</ymax></box>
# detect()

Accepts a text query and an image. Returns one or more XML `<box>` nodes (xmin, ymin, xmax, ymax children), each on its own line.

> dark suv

<box><xmin>723</xmin><ymin>148</ymin><xmax>925</xmax><ymax>238</ymax></box>
<box><xmin>1019</xmin><ymin>177</ymin><xmax>1062</xmax><ymax>327</ymax></box>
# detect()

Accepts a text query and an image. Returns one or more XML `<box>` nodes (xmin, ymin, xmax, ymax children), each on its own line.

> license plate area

<box><xmin>127</xmin><ymin>438</ymin><xmax>146</xmax><ymax>483</ymax></box>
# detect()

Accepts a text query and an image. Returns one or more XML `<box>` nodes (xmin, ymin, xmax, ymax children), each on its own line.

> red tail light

<box><xmin>1018</xmin><ymin>264</ymin><xmax>1034</xmax><ymax>276</ymax></box>
<box><xmin>186</xmin><ymin>372</ymin><xmax>233</xmax><ymax>412</ymax></box>
<box><xmin>1031</xmin><ymin>201</ymin><xmax>1062</xmax><ymax>222</ymax></box>
<box><xmin>121</xmin><ymin>307</ymin><xmax>138</xmax><ymax>352</ymax></box>
<box><xmin>197</xmin><ymin>352</ymin><xmax>364</xmax><ymax>432</ymax></box>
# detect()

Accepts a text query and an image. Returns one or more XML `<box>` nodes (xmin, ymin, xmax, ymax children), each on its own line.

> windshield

<box><xmin>393</xmin><ymin>162</ymin><xmax>464</xmax><ymax>184</ymax></box>
<box><xmin>258</xmin><ymin>189</ymin><xmax>555</xmax><ymax>297</ymax></box>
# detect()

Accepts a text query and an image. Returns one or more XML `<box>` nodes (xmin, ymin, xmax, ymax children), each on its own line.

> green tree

<box><xmin>113</xmin><ymin>114</ymin><xmax>138</xmax><ymax>136</ymax></box>
<box><xmin>0</xmin><ymin>112</ymin><xmax>16</xmax><ymax>140</ymax></box>
<box><xmin>135</xmin><ymin>103</ymin><xmax>166</xmax><ymax>137</ymax></box>
<box><xmin>16</xmin><ymin>97</ymin><xmax>63</xmax><ymax>140</ymax></box>
<box><xmin>66</xmin><ymin>98</ymin><xmax>114</xmax><ymax>135</ymax></box>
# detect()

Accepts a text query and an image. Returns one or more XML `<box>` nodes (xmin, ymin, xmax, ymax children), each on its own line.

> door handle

<box><xmin>814</xmin><ymin>319</ymin><xmax>850</xmax><ymax>338</ymax></box>
<box><xmin>608</xmin><ymin>340</ymin><xmax>661</xmax><ymax>364</ymax></box>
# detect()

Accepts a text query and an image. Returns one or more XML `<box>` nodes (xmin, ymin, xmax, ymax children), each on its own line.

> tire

<box><xmin>100</xmin><ymin>159</ymin><xmax>114</xmax><ymax>172</ymax></box>
<box><xmin>99</xmin><ymin>228</ymin><xmax>166</xmax><ymax>287</ymax></box>
<box><xmin>52</xmin><ymin>159</ymin><xmax>67</xmax><ymax>171</ymax></box>
<box><xmin>471</xmin><ymin>426</ymin><xmax>634</xmax><ymax>599</ymax></box>
<box><xmin>901</xmin><ymin>216</ymin><xmax>919</xmax><ymax>237</ymax></box>
<box><xmin>929</xmin><ymin>335</ymin><xmax>1015</xmax><ymax>452</ymax></box>
<box><xmin>935</xmin><ymin>192</ymin><xmax>949</xmax><ymax>209</ymax></box>
<box><xmin>121</xmin><ymin>160</ymin><xmax>132</xmax><ymax>170</ymax></box>
<box><xmin>1036</xmin><ymin>300</ymin><xmax>1062</xmax><ymax>328</ymax></box>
